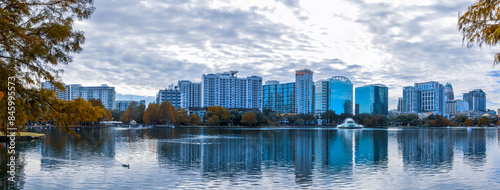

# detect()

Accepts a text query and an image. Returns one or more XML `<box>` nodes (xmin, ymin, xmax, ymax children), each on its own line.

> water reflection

<box><xmin>0</xmin><ymin>127</ymin><xmax>498</xmax><ymax>189</ymax></box>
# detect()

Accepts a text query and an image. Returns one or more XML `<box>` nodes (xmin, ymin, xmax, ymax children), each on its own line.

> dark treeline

<box><xmin>113</xmin><ymin>101</ymin><xmax>500</xmax><ymax>127</ymax></box>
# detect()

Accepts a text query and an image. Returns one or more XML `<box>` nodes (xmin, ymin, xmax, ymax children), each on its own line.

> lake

<box><xmin>1</xmin><ymin>127</ymin><xmax>500</xmax><ymax>189</ymax></box>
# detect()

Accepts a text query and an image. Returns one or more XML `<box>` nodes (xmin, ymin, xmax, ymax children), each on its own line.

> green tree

<box><xmin>362</xmin><ymin>117</ymin><xmax>371</xmax><ymax>126</ymax></box>
<box><xmin>0</xmin><ymin>0</ymin><xmax>97</xmax><ymax>134</ymax></box>
<box><xmin>241</xmin><ymin>111</ymin><xmax>258</xmax><ymax>126</ymax></box>
<box><xmin>111</xmin><ymin>109</ymin><xmax>124</xmax><ymax>121</ymax></box>
<box><xmin>189</xmin><ymin>113</ymin><xmax>202</xmax><ymax>125</ymax></box>
<box><xmin>136</xmin><ymin>104</ymin><xmax>146</xmax><ymax>123</ymax></box>
<box><xmin>459</xmin><ymin>0</ymin><xmax>500</xmax><ymax>65</ymax></box>
<box><xmin>321</xmin><ymin>110</ymin><xmax>338</xmax><ymax>125</ymax></box>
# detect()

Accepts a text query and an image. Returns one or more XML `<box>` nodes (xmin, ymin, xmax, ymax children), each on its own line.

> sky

<box><xmin>61</xmin><ymin>0</ymin><xmax>500</xmax><ymax>110</ymax></box>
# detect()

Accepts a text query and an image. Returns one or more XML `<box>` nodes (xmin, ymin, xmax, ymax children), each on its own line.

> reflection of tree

<box><xmin>0</xmin><ymin>143</ymin><xmax>28</xmax><ymax>190</ymax></box>
<box><xmin>40</xmin><ymin>128</ymin><xmax>115</xmax><ymax>169</ymax></box>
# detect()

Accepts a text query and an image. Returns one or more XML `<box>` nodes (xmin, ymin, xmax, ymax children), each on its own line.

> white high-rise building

<box><xmin>314</xmin><ymin>79</ymin><xmax>329</xmax><ymax>116</ymax></box>
<box><xmin>201</xmin><ymin>71</ymin><xmax>262</xmax><ymax>109</ymax></box>
<box><xmin>178</xmin><ymin>80</ymin><xmax>201</xmax><ymax>109</ymax></box>
<box><xmin>42</xmin><ymin>82</ymin><xmax>116</xmax><ymax>110</ymax></box>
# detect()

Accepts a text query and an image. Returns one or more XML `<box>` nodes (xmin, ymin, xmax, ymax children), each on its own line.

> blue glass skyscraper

<box><xmin>262</xmin><ymin>80</ymin><xmax>296</xmax><ymax>114</ymax></box>
<box><xmin>329</xmin><ymin>76</ymin><xmax>353</xmax><ymax>114</ymax></box>
<box><xmin>355</xmin><ymin>84</ymin><xmax>388</xmax><ymax>115</ymax></box>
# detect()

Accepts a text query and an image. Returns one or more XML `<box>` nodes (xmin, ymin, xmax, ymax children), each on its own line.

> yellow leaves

<box><xmin>189</xmin><ymin>113</ymin><xmax>202</xmax><ymax>125</ymax></box>
<box><xmin>0</xmin><ymin>91</ymin><xmax>4</xmax><ymax>100</ymax></box>
<box><xmin>241</xmin><ymin>111</ymin><xmax>257</xmax><ymax>126</ymax></box>
<box><xmin>143</xmin><ymin>103</ymin><xmax>160</xmax><ymax>124</ymax></box>
<box><xmin>206</xmin><ymin>106</ymin><xmax>230</xmax><ymax>125</ymax></box>
<box><xmin>459</xmin><ymin>0</ymin><xmax>500</xmax><ymax>64</ymax></box>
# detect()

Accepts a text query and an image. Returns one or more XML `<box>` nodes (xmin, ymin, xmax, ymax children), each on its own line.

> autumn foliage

<box><xmin>241</xmin><ymin>111</ymin><xmax>257</xmax><ymax>126</ymax></box>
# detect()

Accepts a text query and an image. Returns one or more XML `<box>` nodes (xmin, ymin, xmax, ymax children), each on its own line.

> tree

<box><xmin>121</xmin><ymin>102</ymin><xmax>137</xmax><ymax>123</ymax></box>
<box><xmin>206</xmin><ymin>106</ymin><xmax>230</xmax><ymax>125</ymax></box>
<box><xmin>478</xmin><ymin>116</ymin><xmax>491</xmax><ymax>126</ymax></box>
<box><xmin>175</xmin><ymin>108</ymin><xmax>189</xmax><ymax>125</ymax></box>
<box><xmin>89</xmin><ymin>99</ymin><xmax>112</xmax><ymax>122</ymax></box>
<box><xmin>464</xmin><ymin>118</ymin><xmax>474</xmax><ymax>126</ymax></box>
<box><xmin>159</xmin><ymin>101</ymin><xmax>176</xmax><ymax>124</ymax></box>
<box><xmin>111</xmin><ymin>109</ymin><xmax>124</xmax><ymax>121</ymax></box>
<box><xmin>321</xmin><ymin>110</ymin><xmax>338</xmax><ymax>125</ymax></box>
<box><xmin>143</xmin><ymin>103</ymin><xmax>160</xmax><ymax>125</ymax></box>
<box><xmin>0</xmin><ymin>0</ymin><xmax>97</xmax><ymax>134</ymax></box>
<box><xmin>371</xmin><ymin>116</ymin><xmax>378</xmax><ymax>126</ymax></box>
<box><xmin>362</xmin><ymin>117</ymin><xmax>371</xmax><ymax>126</ymax></box>
<box><xmin>241</xmin><ymin>111</ymin><xmax>258</xmax><ymax>126</ymax></box>
<box><xmin>189</xmin><ymin>113</ymin><xmax>201</xmax><ymax>125</ymax></box>
<box><xmin>206</xmin><ymin>115</ymin><xmax>219</xmax><ymax>126</ymax></box>
<box><xmin>42</xmin><ymin>98</ymin><xmax>103</xmax><ymax>137</ymax></box>
<box><xmin>459</xmin><ymin>0</ymin><xmax>500</xmax><ymax>65</ymax></box>
<box><xmin>136</xmin><ymin>104</ymin><xmax>146</xmax><ymax>123</ymax></box>
<box><xmin>497</xmin><ymin>120</ymin><xmax>500</xmax><ymax>126</ymax></box>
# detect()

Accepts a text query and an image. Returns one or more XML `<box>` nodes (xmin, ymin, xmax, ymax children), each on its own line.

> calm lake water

<box><xmin>2</xmin><ymin>127</ymin><xmax>500</xmax><ymax>189</ymax></box>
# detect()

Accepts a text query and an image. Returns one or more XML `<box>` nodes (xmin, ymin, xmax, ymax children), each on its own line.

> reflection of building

<box><xmin>402</xmin><ymin>81</ymin><xmax>446</xmax><ymax>115</ymax></box>
<box><xmin>115</xmin><ymin>100</ymin><xmax>146</xmax><ymax>111</ymax></box>
<box><xmin>262</xmin><ymin>80</ymin><xmax>296</xmax><ymax>114</ymax></box>
<box><xmin>355</xmin><ymin>84</ymin><xmax>388</xmax><ymax>115</ymax></box>
<box><xmin>398</xmin><ymin>129</ymin><xmax>454</xmax><ymax>172</ymax></box>
<box><xmin>295</xmin><ymin>69</ymin><xmax>314</xmax><ymax>114</ymax></box>
<box><xmin>461</xmin><ymin>130</ymin><xmax>487</xmax><ymax>167</ymax></box>
<box><xmin>463</xmin><ymin>89</ymin><xmax>486</xmax><ymax>111</ymax></box>
<box><xmin>201</xmin><ymin>71</ymin><xmax>262</xmax><ymax>109</ymax></box>
<box><xmin>314</xmin><ymin>79</ymin><xmax>329</xmax><ymax>116</ymax></box>
<box><xmin>329</xmin><ymin>76</ymin><xmax>353</xmax><ymax>114</ymax></box>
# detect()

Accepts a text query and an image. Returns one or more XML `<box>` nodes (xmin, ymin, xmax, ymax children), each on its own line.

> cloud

<box><xmin>61</xmin><ymin>0</ymin><xmax>500</xmax><ymax>110</ymax></box>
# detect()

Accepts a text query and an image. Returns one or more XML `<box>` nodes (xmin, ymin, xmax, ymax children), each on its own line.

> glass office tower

<box><xmin>263</xmin><ymin>81</ymin><xmax>296</xmax><ymax>114</ymax></box>
<box><xmin>329</xmin><ymin>76</ymin><xmax>353</xmax><ymax>114</ymax></box>
<box><xmin>355</xmin><ymin>84</ymin><xmax>388</xmax><ymax>115</ymax></box>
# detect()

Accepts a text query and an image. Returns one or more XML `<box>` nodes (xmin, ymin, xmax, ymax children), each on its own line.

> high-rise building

<box><xmin>397</xmin><ymin>97</ymin><xmax>403</xmax><ymax>112</ymax></box>
<box><xmin>295</xmin><ymin>69</ymin><xmax>314</xmax><ymax>114</ymax></box>
<box><xmin>201</xmin><ymin>71</ymin><xmax>262</xmax><ymax>109</ymax></box>
<box><xmin>463</xmin><ymin>89</ymin><xmax>486</xmax><ymax>111</ymax></box>
<box><xmin>355</xmin><ymin>84</ymin><xmax>388</xmax><ymax>115</ymax></box>
<box><xmin>314</xmin><ymin>79</ymin><xmax>329</xmax><ymax>116</ymax></box>
<box><xmin>42</xmin><ymin>82</ymin><xmax>116</xmax><ymax>110</ymax></box>
<box><xmin>329</xmin><ymin>76</ymin><xmax>353</xmax><ymax>114</ymax></box>
<box><xmin>115</xmin><ymin>100</ymin><xmax>146</xmax><ymax>111</ymax></box>
<box><xmin>156</xmin><ymin>88</ymin><xmax>181</xmax><ymax>108</ymax></box>
<box><xmin>178</xmin><ymin>80</ymin><xmax>201</xmax><ymax>109</ymax></box>
<box><xmin>444</xmin><ymin>83</ymin><xmax>454</xmax><ymax>101</ymax></box>
<box><xmin>402</xmin><ymin>81</ymin><xmax>445</xmax><ymax>115</ymax></box>
<box><xmin>262</xmin><ymin>80</ymin><xmax>295</xmax><ymax>114</ymax></box>
<box><xmin>42</xmin><ymin>81</ymin><xmax>71</xmax><ymax>100</ymax></box>
<box><xmin>446</xmin><ymin>100</ymin><xmax>469</xmax><ymax>114</ymax></box>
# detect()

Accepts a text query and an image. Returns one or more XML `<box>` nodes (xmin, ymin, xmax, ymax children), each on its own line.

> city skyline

<box><xmin>55</xmin><ymin>0</ymin><xmax>500</xmax><ymax>110</ymax></box>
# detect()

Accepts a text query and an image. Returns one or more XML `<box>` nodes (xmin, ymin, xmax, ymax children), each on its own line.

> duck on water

<box><xmin>337</xmin><ymin>118</ymin><xmax>363</xmax><ymax>129</ymax></box>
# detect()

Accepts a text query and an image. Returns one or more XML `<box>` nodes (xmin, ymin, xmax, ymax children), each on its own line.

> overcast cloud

<box><xmin>61</xmin><ymin>0</ymin><xmax>500</xmax><ymax>109</ymax></box>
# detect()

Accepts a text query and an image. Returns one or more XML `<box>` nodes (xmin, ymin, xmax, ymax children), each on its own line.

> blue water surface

<box><xmin>1</xmin><ymin>127</ymin><xmax>500</xmax><ymax>189</ymax></box>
